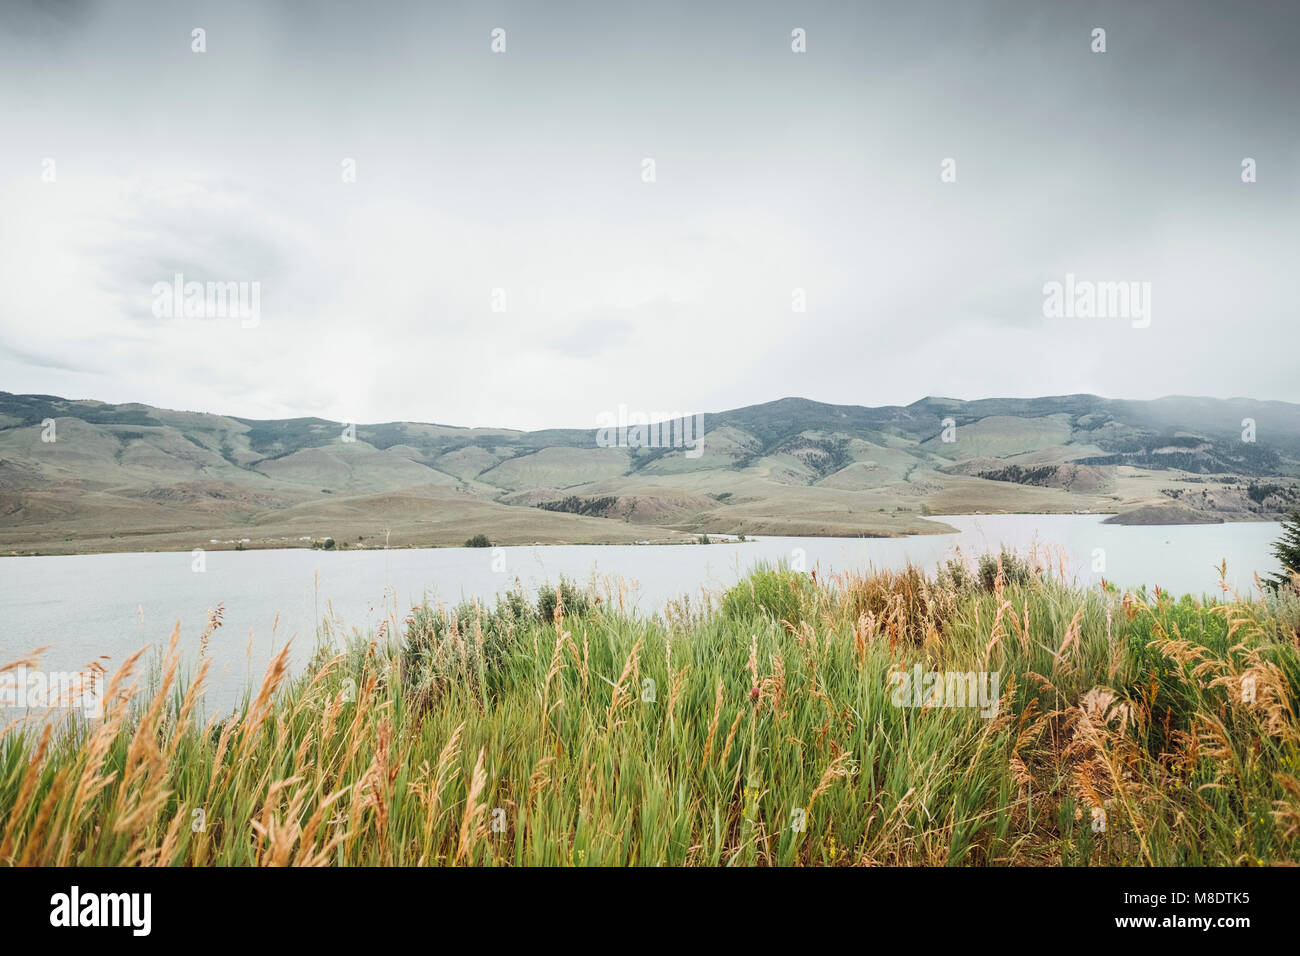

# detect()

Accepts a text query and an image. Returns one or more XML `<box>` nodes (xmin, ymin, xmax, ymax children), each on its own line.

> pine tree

<box><xmin>1268</xmin><ymin>509</ymin><xmax>1300</xmax><ymax>591</ymax></box>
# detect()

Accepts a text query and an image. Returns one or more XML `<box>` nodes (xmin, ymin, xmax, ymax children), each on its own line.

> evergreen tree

<box><xmin>1268</xmin><ymin>509</ymin><xmax>1300</xmax><ymax>591</ymax></box>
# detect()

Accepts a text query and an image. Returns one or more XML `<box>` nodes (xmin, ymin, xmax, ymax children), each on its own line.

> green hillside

<box><xmin>2</xmin><ymin>391</ymin><xmax>1298</xmax><ymax>554</ymax></box>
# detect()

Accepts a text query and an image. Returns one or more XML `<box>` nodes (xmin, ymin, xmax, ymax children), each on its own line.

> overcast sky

<box><xmin>1</xmin><ymin>0</ymin><xmax>1296</xmax><ymax>430</ymax></box>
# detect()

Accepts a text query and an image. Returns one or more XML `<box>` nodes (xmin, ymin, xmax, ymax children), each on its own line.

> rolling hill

<box><xmin>2</xmin><ymin>391</ymin><xmax>1298</xmax><ymax>554</ymax></box>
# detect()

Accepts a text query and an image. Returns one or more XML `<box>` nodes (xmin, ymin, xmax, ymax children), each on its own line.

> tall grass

<box><xmin>2</xmin><ymin>559</ymin><xmax>1298</xmax><ymax>866</ymax></box>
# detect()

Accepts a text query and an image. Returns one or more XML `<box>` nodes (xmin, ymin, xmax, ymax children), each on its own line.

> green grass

<box><xmin>2</xmin><ymin>561</ymin><xmax>1298</xmax><ymax>866</ymax></box>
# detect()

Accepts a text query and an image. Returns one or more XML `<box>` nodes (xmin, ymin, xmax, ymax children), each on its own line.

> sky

<box><xmin>1</xmin><ymin>0</ymin><xmax>1297</xmax><ymax>431</ymax></box>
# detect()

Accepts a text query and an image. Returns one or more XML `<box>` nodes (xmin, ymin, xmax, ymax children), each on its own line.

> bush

<box><xmin>536</xmin><ymin>576</ymin><xmax>590</xmax><ymax>624</ymax></box>
<box><xmin>720</xmin><ymin>565</ymin><xmax>815</xmax><ymax>625</ymax></box>
<box><xmin>464</xmin><ymin>534</ymin><xmax>492</xmax><ymax>548</ymax></box>
<box><xmin>976</xmin><ymin>549</ymin><xmax>1038</xmax><ymax>591</ymax></box>
<box><xmin>401</xmin><ymin>578</ymin><xmax>594</xmax><ymax>710</ymax></box>
<box><xmin>936</xmin><ymin>558</ymin><xmax>977</xmax><ymax>596</ymax></box>
<box><xmin>1265</xmin><ymin>584</ymin><xmax>1300</xmax><ymax>643</ymax></box>
<box><xmin>402</xmin><ymin>599</ymin><xmax>519</xmax><ymax>710</ymax></box>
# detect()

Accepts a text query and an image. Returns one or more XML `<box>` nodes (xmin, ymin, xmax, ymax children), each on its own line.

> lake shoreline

<box><xmin>8</xmin><ymin>506</ymin><xmax>1293</xmax><ymax>559</ymax></box>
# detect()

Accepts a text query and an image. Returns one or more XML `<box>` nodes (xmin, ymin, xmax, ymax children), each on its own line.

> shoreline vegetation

<box><xmin>2</xmin><ymin>509</ymin><xmax>1286</xmax><ymax>559</ymax></box>
<box><xmin>1</xmin><ymin>533</ymin><xmax>771</xmax><ymax>558</ymax></box>
<box><xmin>0</xmin><ymin>528</ymin><xmax>916</xmax><ymax>559</ymax></box>
<box><xmin>3</xmin><ymin>551</ymin><xmax>1299</xmax><ymax>866</ymax></box>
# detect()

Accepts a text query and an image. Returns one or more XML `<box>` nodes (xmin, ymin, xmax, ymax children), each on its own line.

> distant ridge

<box><xmin>2</xmin><ymin>391</ymin><xmax>1297</xmax><ymax>555</ymax></box>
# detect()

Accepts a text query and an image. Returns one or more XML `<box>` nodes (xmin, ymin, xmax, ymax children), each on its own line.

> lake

<box><xmin>0</xmin><ymin>514</ymin><xmax>1284</xmax><ymax>716</ymax></box>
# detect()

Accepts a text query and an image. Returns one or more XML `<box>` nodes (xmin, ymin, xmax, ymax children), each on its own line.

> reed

<box><xmin>2</xmin><ymin>562</ymin><xmax>1297</xmax><ymax>866</ymax></box>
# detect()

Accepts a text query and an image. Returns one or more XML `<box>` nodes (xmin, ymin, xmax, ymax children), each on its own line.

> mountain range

<box><xmin>2</xmin><ymin>391</ymin><xmax>1298</xmax><ymax>555</ymax></box>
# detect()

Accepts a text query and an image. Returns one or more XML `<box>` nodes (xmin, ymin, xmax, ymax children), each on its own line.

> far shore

<box><xmin>5</xmin><ymin>507</ymin><xmax>1289</xmax><ymax>559</ymax></box>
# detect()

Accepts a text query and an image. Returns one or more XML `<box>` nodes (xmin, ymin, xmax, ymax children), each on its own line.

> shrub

<box><xmin>401</xmin><ymin>578</ymin><xmax>593</xmax><ymax>710</ymax></box>
<box><xmin>536</xmin><ymin>576</ymin><xmax>590</xmax><ymax>624</ymax></box>
<box><xmin>1265</xmin><ymin>584</ymin><xmax>1300</xmax><ymax>643</ymax></box>
<box><xmin>936</xmin><ymin>558</ymin><xmax>977</xmax><ymax>596</ymax></box>
<box><xmin>976</xmin><ymin>549</ymin><xmax>1038</xmax><ymax>591</ymax></box>
<box><xmin>402</xmin><ymin>599</ymin><xmax>518</xmax><ymax>710</ymax></box>
<box><xmin>720</xmin><ymin>565</ymin><xmax>815</xmax><ymax>625</ymax></box>
<box><xmin>464</xmin><ymin>534</ymin><xmax>492</xmax><ymax>548</ymax></box>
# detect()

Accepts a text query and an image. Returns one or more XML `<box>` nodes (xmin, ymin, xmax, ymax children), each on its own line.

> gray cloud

<box><xmin>0</xmin><ymin>340</ymin><xmax>95</xmax><ymax>374</ymax></box>
<box><xmin>0</xmin><ymin>0</ymin><xmax>94</xmax><ymax>40</ymax></box>
<box><xmin>1</xmin><ymin>0</ymin><xmax>1296</xmax><ymax>430</ymax></box>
